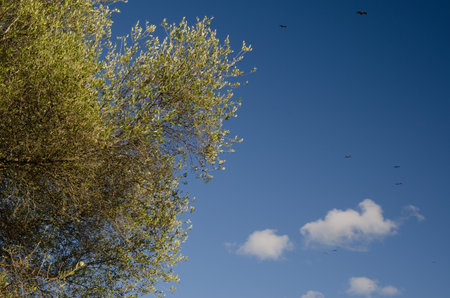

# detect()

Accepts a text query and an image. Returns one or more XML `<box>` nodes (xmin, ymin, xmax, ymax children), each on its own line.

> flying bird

<box><xmin>280</xmin><ymin>24</ymin><xmax>287</xmax><ymax>28</ymax></box>
<box><xmin>394</xmin><ymin>182</ymin><xmax>403</xmax><ymax>186</ymax></box>
<box><xmin>393</xmin><ymin>165</ymin><xmax>400</xmax><ymax>168</ymax></box>
<box><xmin>345</xmin><ymin>155</ymin><xmax>352</xmax><ymax>159</ymax></box>
<box><xmin>357</xmin><ymin>10</ymin><xmax>368</xmax><ymax>15</ymax></box>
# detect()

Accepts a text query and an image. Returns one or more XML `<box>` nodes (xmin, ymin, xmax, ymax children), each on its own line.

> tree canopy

<box><xmin>0</xmin><ymin>0</ymin><xmax>250</xmax><ymax>296</ymax></box>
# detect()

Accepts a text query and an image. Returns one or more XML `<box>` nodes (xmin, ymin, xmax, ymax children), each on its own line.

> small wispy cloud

<box><xmin>347</xmin><ymin>277</ymin><xmax>401</xmax><ymax>297</ymax></box>
<box><xmin>301</xmin><ymin>290</ymin><xmax>325</xmax><ymax>298</ymax></box>
<box><xmin>236</xmin><ymin>229</ymin><xmax>293</xmax><ymax>260</ymax></box>
<box><xmin>401</xmin><ymin>205</ymin><xmax>425</xmax><ymax>222</ymax></box>
<box><xmin>379</xmin><ymin>286</ymin><xmax>401</xmax><ymax>296</ymax></box>
<box><xmin>224</xmin><ymin>242</ymin><xmax>237</xmax><ymax>253</ymax></box>
<box><xmin>300</xmin><ymin>199</ymin><xmax>397</xmax><ymax>250</ymax></box>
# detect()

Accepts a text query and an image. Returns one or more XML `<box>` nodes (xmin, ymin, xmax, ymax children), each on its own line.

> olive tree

<box><xmin>0</xmin><ymin>0</ymin><xmax>251</xmax><ymax>296</ymax></box>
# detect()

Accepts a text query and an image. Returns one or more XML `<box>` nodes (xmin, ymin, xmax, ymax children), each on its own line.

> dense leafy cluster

<box><xmin>0</xmin><ymin>0</ymin><xmax>250</xmax><ymax>296</ymax></box>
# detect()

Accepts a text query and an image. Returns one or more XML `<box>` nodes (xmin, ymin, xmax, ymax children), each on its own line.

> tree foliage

<box><xmin>0</xmin><ymin>0</ymin><xmax>250</xmax><ymax>296</ymax></box>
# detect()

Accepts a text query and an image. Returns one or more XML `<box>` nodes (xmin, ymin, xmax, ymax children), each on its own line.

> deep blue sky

<box><xmin>112</xmin><ymin>1</ymin><xmax>450</xmax><ymax>297</ymax></box>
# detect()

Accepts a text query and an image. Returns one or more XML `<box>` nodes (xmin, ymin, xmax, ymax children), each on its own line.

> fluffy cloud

<box><xmin>347</xmin><ymin>277</ymin><xmax>378</xmax><ymax>296</ymax></box>
<box><xmin>301</xmin><ymin>290</ymin><xmax>325</xmax><ymax>298</ymax></box>
<box><xmin>300</xmin><ymin>199</ymin><xmax>397</xmax><ymax>250</ymax></box>
<box><xmin>237</xmin><ymin>229</ymin><xmax>293</xmax><ymax>260</ymax></box>
<box><xmin>347</xmin><ymin>277</ymin><xmax>400</xmax><ymax>297</ymax></box>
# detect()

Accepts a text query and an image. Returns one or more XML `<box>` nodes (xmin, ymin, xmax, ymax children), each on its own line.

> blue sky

<box><xmin>111</xmin><ymin>1</ymin><xmax>450</xmax><ymax>297</ymax></box>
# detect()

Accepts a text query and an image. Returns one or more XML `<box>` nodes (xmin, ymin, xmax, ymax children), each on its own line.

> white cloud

<box><xmin>379</xmin><ymin>286</ymin><xmax>401</xmax><ymax>296</ymax></box>
<box><xmin>237</xmin><ymin>229</ymin><xmax>293</xmax><ymax>260</ymax></box>
<box><xmin>301</xmin><ymin>290</ymin><xmax>325</xmax><ymax>298</ymax></box>
<box><xmin>300</xmin><ymin>199</ymin><xmax>397</xmax><ymax>250</ymax></box>
<box><xmin>347</xmin><ymin>277</ymin><xmax>401</xmax><ymax>297</ymax></box>
<box><xmin>347</xmin><ymin>277</ymin><xmax>378</xmax><ymax>296</ymax></box>
<box><xmin>402</xmin><ymin>205</ymin><xmax>425</xmax><ymax>222</ymax></box>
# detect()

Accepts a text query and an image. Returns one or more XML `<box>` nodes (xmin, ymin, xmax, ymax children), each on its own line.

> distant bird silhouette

<box><xmin>345</xmin><ymin>155</ymin><xmax>352</xmax><ymax>159</ymax></box>
<box><xmin>393</xmin><ymin>165</ymin><xmax>400</xmax><ymax>168</ymax></box>
<box><xmin>357</xmin><ymin>10</ymin><xmax>368</xmax><ymax>15</ymax></box>
<box><xmin>394</xmin><ymin>182</ymin><xmax>403</xmax><ymax>185</ymax></box>
<box><xmin>324</xmin><ymin>249</ymin><xmax>337</xmax><ymax>255</ymax></box>
<box><xmin>280</xmin><ymin>24</ymin><xmax>287</xmax><ymax>28</ymax></box>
